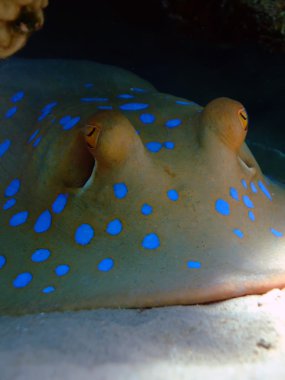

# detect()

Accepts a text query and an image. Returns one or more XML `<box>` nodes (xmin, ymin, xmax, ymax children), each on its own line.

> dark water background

<box><xmin>16</xmin><ymin>0</ymin><xmax>285</xmax><ymax>180</ymax></box>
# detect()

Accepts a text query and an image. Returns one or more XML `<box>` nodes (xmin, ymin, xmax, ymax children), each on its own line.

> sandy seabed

<box><xmin>1</xmin><ymin>289</ymin><xmax>285</xmax><ymax>380</ymax></box>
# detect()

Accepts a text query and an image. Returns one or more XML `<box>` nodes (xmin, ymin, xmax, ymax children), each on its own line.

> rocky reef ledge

<box><xmin>161</xmin><ymin>0</ymin><xmax>285</xmax><ymax>51</ymax></box>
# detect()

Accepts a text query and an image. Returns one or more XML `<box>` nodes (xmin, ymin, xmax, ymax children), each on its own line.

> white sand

<box><xmin>1</xmin><ymin>289</ymin><xmax>285</xmax><ymax>380</ymax></box>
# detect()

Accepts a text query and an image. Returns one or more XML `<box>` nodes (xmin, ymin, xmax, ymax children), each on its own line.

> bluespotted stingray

<box><xmin>0</xmin><ymin>59</ymin><xmax>284</xmax><ymax>315</ymax></box>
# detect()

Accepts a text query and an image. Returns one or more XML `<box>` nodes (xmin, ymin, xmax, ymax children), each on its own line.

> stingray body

<box><xmin>0</xmin><ymin>59</ymin><xmax>284</xmax><ymax>315</ymax></box>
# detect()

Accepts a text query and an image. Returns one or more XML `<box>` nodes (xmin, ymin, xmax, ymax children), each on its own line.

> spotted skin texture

<box><xmin>0</xmin><ymin>59</ymin><xmax>284</xmax><ymax>315</ymax></box>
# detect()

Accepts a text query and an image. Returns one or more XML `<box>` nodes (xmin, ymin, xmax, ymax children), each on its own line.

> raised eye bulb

<box><xmin>238</xmin><ymin>108</ymin><xmax>248</xmax><ymax>131</ymax></box>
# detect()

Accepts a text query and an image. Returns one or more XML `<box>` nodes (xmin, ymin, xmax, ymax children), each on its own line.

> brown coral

<box><xmin>0</xmin><ymin>0</ymin><xmax>48</xmax><ymax>58</ymax></box>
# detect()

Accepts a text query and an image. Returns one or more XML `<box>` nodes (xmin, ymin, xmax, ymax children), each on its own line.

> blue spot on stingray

<box><xmin>11</xmin><ymin>91</ymin><xmax>24</xmax><ymax>102</ymax></box>
<box><xmin>242</xmin><ymin>195</ymin><xmax>254</xmax><ymax>209</ymax></box>
<box><xmin>38</xmin><ymin>111</ymin><xmax>49</xmax><ymax>121</ymax></box>
<box><xmin>167</xmin><ymin>189</ymin><xmax>179</xmax><ymax>201</ymax></box>
<box><xmin>59</xmin><ymin>115</ymin><xmax>72</xmax><ymax>126</ymax></box>
<box><xmin>75</xmin><ymin>224</ymin><xmax>94</xmax><ymax>245</ymax></box>
<box><xmin>55</xmin><ymin>264</ymin><xmax>70</xmax><ymax>276</ymax></box>
<box><xmin>271</xmin><ymin>228</ymin><xmax>283</xmax><ymax>238</ymax></box>
<box><xmin>33</xmin><ymin>136</ymin><xmax>42</xmax><ymax>148</ymax></box>
<box><xmin>52</xmin><ymin>194</ymin><xmax>68</xmax><ymax>214</ymax></box>
<box><xmin>187</xmin><ymin>261</ymin><xmax>201</xmax><ymax>269</ymax></box>
<box><xmin>13</xmin><ymin>272</ymin><xmax>32</xmax><ymax>288</ymax></box>
<box><xmin>10</xmin><ymin>211</ymin><xmax>28</xmax><ymax>226</ymax></box>
<box><xmin>229</xmin><ymin>187</ymin><xmax>239</xmax><ymax>201</ymax></box>
<box><xmin>258</xmin><ymin>180</ymin><xmax>272</xmax><ymax>200</ymax></box>
<box><xmin>233</xmin><ymin>229</ymin><xmax>244</xmax><ymax>238</ymax></box>
<box><xmin>118</xmin><ymin>94</ymin><xmax>134</xmax><ymax>99</ymax></box>
<box><xmin>5</xmin><ymin>179</ymin><xmax>20</xmax><ymax>197</ymax></box>
<box><xmin>3</xmin><ymin>198</ymin><xmax>16</xmax><ymax>210</ymax></box>
<box><xmin>62</xmin><ymin>116</ymin><xmax>81</xmax><ymax>130</ymax></box>
<box><xmin>0</xmin><ymin>255</ymin><xmax>6</xmax><ymax>269</ymax></box>
<box><xmin>215</xmin><ymin>199</ymin><xmax>230</xmax><ymax>216</ymax></box>
<box><xmin>39</xmin><ymin>111</ymin><xmax>51</xmax><ymax>121</ymax></box>
<box><xmin>0</xmin><ymin>139</ymin><xmax>11</xmax><ymax>157</ymax></box>
<box><xmin>43</xmin><ymin>102</ymin><xmax>57</xmax><ymax>111</ymax></box>
<box><xmin>248</xmin><ymin>211</ymin><xmax>255</xmax><ymax>221</ymax></box>
<box><xmin>31</xmin><ymin>249</ymin><xmax>51</xmax><ymax>263</ymax></box>
<box><xmin>98</xmin><ymin>258</ymin><xmax>114</xmax><ymax>272</ymax></box>
<box><xmin>140</xmin><ymin>113</ymin><xmax>155</xmax><ymax>124</ymax></box>
<box><xmin>113</xmin><ymin>183</ymin><xmax>128</xmax><ymax>199</ymax></box>
<box><xmin>164</xmin><ymin>141</ymin><xmax>175</xmax><ymax>149</ymax></box>
<box><xmin>81</xmin><ymin>97</ymin><xmax>109</xmax><ymax>102</ymax></box>
<box><xmin>141</xmin><ymin>203</ymin><xmax>153</xmax><ymax>215</ymax></box>
<box><xmin>94</xmin><ymin>97</ymin><xmax>109</xmax><ymax>102</ymax></box>
<box><xmin>146</xmin><ymin>142</ymin><xmax>162</xmax><ymax>153</ymax></box>
<box><xmin>142</xmin><ymin>233</ymin><xmax>160</xmax><ymax>250</ymax></box>
<box><xmin>106</xmin><ymin>219</ymin><xmax>123</xmax><ymax>236</ymax></box>
<box><xmin>42</xmin><ymin>286</ymin><xmax>55</xmax><ymax>294</ymax></box>
<box><xmin>84</xmin><ymin>83</ymin><xmax>94</xmax><ymax>88</ymax></box>
<box><xmin>176</xmin><ymin>100</ymin><xmax>193</xmax><ymax>106</ymax></box>
<box><xmin>34</xmin><ymin>210</ymin><xmax>52</xmax><ymax>233</ymax></box>
<box><xmin>97</xmin><ymin>105</ymin><xmax>113</xmax><ymax>110</ymax></box>
<box><xmin>165</xmin><ymin>119</ymin><xmax>182</xmax><ymax>128</ymax></box>
<box><xmin>28</xmin><ymin>129</ymin><xmax>40</xmax><ymax>144</ymax></box>
<box><xmin>130</xmin><ymin>87</ymin><xmax>147</xmax><ymax>93</ymax></box>
<box><xmin>5</xmin><ymin>106</ymin><xmax>17</xmax><ymax>118</ymax></box>
<box><xmin>241</xmin><ymin>179</ymin><xmax>247</xmax><ymax>189</ymax></box>
<box><xmin>38</xmin><ymin>102</ymin><xmax>57</xmax><ymax>121</ymax></box>
<box><xmin>250</xmin><ymin>182</ymin><xmax>258</xmax><ymax>193</ymax></box>
<box><xmin>120</xmin><ymin>103</ymin><xmax>149</xmax><ymax>111</ymax></box>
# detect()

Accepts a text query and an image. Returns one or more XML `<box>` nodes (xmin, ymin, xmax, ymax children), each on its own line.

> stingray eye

<box><xmin>238</xmin><ymin>108</ymin><xmax>248</xmax><ymax>131</ymax></box>
<box><xmin>83</xmin><ymin>124</ymin><xmax>102</xmax><ymax>151</ymax></box>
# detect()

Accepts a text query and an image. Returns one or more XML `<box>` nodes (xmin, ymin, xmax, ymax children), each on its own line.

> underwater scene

<box><xmin>0</xmin><ymin>1</ymin><xmax>285</xmax><ymax>379</ymax></box>
<box><xmin>0</xmin><ymin>0</ymin><xmax>284</xmax><ymax>314</ymax></box>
